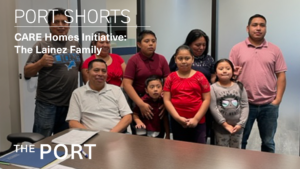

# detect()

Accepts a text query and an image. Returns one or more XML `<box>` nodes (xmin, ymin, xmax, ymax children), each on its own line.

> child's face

<box><xmin>216</xmin><ymin>61</ymin><xmax>233</xmax><ymax>81</ymax></box>
<box><xmin>137</xmin><ymin>34</ymin><xmax>156</xmax><ymax>57</ymax></box>
<box><xmin>175</xmin><ymin>49</ymin><xmax>194</xmax><ymax>71</ymax></box>
<box><xmin>95</xmin><ymin>35</ymin><xmax>110</xmax><ymax>56</ymax></box>
<box><xmin>145</xmin><ymin>80</ymin><xmax>162</xmax><ymax>100</ymax></box>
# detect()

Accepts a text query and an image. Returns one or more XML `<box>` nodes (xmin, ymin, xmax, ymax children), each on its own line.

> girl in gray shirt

<box><xmin>210</xmin><ymin>59</ymin><xmax>249</xmax><ymax>148</ymax></box>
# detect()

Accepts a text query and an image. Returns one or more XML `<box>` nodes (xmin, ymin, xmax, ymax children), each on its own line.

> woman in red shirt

<box><xmin>82</xmin><ymin>31</ymin><xmax>126</xmax><ymax>87</ymax></box>
<box><xmin>163</xmin><ymin>45</ymin><xmax>211</xmax><ymax>143</ymax></box>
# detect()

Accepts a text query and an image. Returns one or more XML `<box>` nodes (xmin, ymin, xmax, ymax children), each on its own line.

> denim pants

<box><xmin>33</xmin><ymin>100</ymin><xmax>69</xmax><ymax>137</ymax></box>
<box><xmin>241</xmin><ymin>103</ymin><xmax>279</xmax><ymax>153</ymax></box>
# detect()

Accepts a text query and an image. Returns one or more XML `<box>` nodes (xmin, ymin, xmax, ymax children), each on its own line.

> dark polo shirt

<box><xmin>124</xmin><ymin>52</ymin><xmax>170</xmax><ymax>95</ymax></box>
<box><xmin>133</xmin><ymin>94</ymin><xmax>164</xmax><ymax>131</ymax></box>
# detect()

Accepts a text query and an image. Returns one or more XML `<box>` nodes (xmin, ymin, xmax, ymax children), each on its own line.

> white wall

<box><xmin>0</xmin><ymin>0</ymin><xmax>20</xmax><ymax>151</ymax></box>
<box><xmin>217</xmin><ymin>0</ymin><xmax>300</xmax><ymax>155</ymax></box>
<box><xmin>145</xmin><ymin>0</ymin><xmax>212</xmax><ymax>62</ymax></box>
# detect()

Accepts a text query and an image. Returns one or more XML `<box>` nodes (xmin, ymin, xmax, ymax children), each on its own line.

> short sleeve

<box><xmin>197</xmin><ymin>72</ymin><xmax>210</xmax><ymax>93</ymax></box>
<box><xmin>111</xmin><ymin>53</ymin><xmax>125</xmax><ymax>65</ymax></box>
<box><xmin>66</xmin><ymin>91</ymin><xmax>82</xmax><ymax>121</ymax></box>
<box><xmin>274</xmin><ymin>48</ymin><xmax>287</xmax><ymax>73</ymax></box>
<box><xmin>163</xmin><ymin>74</ymin><xmax>172</xmax><ymax>92</ymax></box>
<box><xmin>26</xmin><ymin>41</ymin><xmax>43</xmax><ymax>64</ymax></box>
<box><xmin>124</xmin><ymin>56</ymin><xmax>136</xmax><ymax>80</ymax></box>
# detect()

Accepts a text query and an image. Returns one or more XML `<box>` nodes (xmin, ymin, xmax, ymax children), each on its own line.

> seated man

<box><xmin>66</xmin><ymin>59</ymin><xmax>132</xmax><ymax>132</ymax></box>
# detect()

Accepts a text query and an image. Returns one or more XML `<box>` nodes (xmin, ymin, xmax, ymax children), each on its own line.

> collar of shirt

<box><xmin>194</xmin><ymin>54</ymin><xmax>207</xmax><ymax>61</ymax></box>
<box><xmin>139</xmin><ymin>52</ymin><xmax>155</xmax><ymax>61</ymax></box>
<box><xmin>245</xmin><ymin>38</ymin><xmax>268</xmax><ymax>48</ymax></box>
<box><xmin>85</xmin><ymin>81</ymin><xmax>112</xmax><ymax>94</ymax></box>
<box><xmin>142</xmin><ymin>94</ymin><xmax>163</xmax><ymax>103</ymax></box>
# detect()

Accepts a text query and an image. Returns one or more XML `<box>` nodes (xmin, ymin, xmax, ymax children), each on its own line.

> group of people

<box><xmin>24</xmin><ymin>7</ymin><xmax>287</xmax><ymax>153</ymax></box>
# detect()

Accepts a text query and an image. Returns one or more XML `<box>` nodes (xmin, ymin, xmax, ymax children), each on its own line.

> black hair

<box><xmin>88</xmin><ymin>59</ymin><xmax>107</xmax><ymax>70</ymax></box>
<box><xmin>145</xmin><ymin>75</ymin><xmax>163</xmax><ymax>87</ymax></box>
<box><xmin>214</xmin><ymin>59</ymin><xmax>235</xmax><ymax>82</ymax></box>
<box><xmin>214</xmin><ymin>59</ymin><xmax>244</xmax><ymax>90</ymax></box>
<box><xmin>174</xmin><ymin>45</ymin><xmax>194</xmax><ymax>58</ymax></box>
<box><xmin>137</xmin><ymin>30</ymin><xmax>156</xmax><ymax>43</ymax></box>
<box><xmin>89</xmin><ymin>31</ymin><xmax>108</xmax><ymax>55</ymax></box>
<box><xmin>183</xmin><ymin>29</ymin><xmax>209</xmax><ymax>56</ymax></box>
<box><xmin>47</xmin><ymin>8</ymin><xmax>71</xmax><ymax>25</ymax></box>
<box><xmin>248</xmin><ymin>14</ymin><xmax>267</xmax><ymax>26</ymax></box>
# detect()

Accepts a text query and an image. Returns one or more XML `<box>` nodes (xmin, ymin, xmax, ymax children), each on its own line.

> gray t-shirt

<box><xmin>26</xmin><ymin>38</ymin><xmax>82</xmax><ymax>106</ymax></box>
<box><xmin>210</xmin><ymin>82</ymin><xmax>249</xmax><ymax>134</ymax></box>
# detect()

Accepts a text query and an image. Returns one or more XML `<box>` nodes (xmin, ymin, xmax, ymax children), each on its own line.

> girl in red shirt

<box><xmin>163</xmin><ymin>45</ymin><xmax>211</xmax><ymax>143</ymax></box>
<box><xmin>81</xmin><ymin>31</ymin><xmax>126</xmax><ymax>87</ymax></box>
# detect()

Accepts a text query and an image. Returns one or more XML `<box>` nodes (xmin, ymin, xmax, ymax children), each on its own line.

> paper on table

<box><xmin>52</xmin><ymin>130</ymin><xmax>98</xmax><ymax>145</ymax></box>
<box><xmin>42</xmin><ymin>154</ymin><xmax>71</xmax><ymax>169</ymax></box>
<box><xmin>48</xmin><ymin>164</ymin><xmax>75</xmax><ymax>169</ymax></box>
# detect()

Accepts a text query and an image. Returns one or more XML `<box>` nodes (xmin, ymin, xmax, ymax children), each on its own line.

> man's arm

<box><xmin>69</xmin><ymin>120</ymin><xmax>87</xmax><ymax>129</ymax></box>
<box><xmin>110</xmin><ymin>114</ymin><xmax>132</xmax><ymax>133</ymax></box>
<box><xmin>272</xmin><ymin>72</ymin><xmax>286</xmax><ymax>105</ymax></box>
<box><xmin>66</xmin><ymin>91</ymin><xmax>85</xmax><ymax>129</ymax></box>
<box><xmin>24</xmin><ymin>53</ymin><xmax>54</xmax><ymax>78</ymax></box>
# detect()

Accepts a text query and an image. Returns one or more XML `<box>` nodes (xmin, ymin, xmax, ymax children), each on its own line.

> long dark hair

<box><xmin>183</xmin><ymin>29</ymin><xmax>209</xmax><ymax>56</ymax></box>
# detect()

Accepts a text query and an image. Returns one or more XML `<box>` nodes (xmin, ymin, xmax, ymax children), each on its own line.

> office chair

<box><xmin>0</xmin><ymin>133</ymin><xmax>44</xmax><ymax>156</ymax></box>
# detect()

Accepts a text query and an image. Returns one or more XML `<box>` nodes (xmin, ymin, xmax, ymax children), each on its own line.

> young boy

<box><xmin>133</xmin><ymin>75</ymin><xmax>170</xmax><ymax>139</ymax></box>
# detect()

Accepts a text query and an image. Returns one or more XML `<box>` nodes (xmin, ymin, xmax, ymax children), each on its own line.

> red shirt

<box><xmin>163</xmin><ymin>71</ymin><xmax>210</xmax><ymax>123</ymax></box>
<box><xmin>124</xmin><ymin>52</ymin><xmax>170</xmax><ymax>95</ymax></box>
<box><xmin>133</xmin><ymin>94</ymin><xmax>163</xmax><ymax>132</ymax></box>
<box><xmin>82</xmin><ymin>54</ymin><xmax>124</xmax><ymax>86</ymax></box>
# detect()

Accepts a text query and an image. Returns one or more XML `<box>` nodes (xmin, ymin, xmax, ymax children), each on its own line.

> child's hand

<box><xmin>139</xmin><ymin>102</ymin><xmax>153</xmax><ymax>120</ymax></box>
<box><xmin>176</xmin><ymin>116</ymin><xmax>189</xmax><ymax>128</ymax></box>
<box><xmin>186</xmin><ymin>118</ymin><xmax>199</xmax><ymax>128</ymax></box>
<box><xmin>158</xmin><ymin>105</ymin><xmax>165</xmax><ymax>119</ymax></box>
<box><xmin>232</xmin><ymin>125</ymin><xmax>242</xmax><ymax>133</ymax></box>
<box><xmin>222</xmin><ymin>122</ymin><xmax>234</xmax><ymax>134</ymax></box>
<box><xmin>135</xmin><ymin>122</ymin><xmax>146</xmax><ymax>129</ymax></box>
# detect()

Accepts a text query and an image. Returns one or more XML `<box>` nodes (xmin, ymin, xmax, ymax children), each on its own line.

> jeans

<box><xmin>241</xmin><ymin>103</ymin><xmax>279</xmax><ymax>153</ymax></box>
<box><xmin>33</xmin><ymin>100</ymin><xmax>69</xmax><ymax>137</ymax></box>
